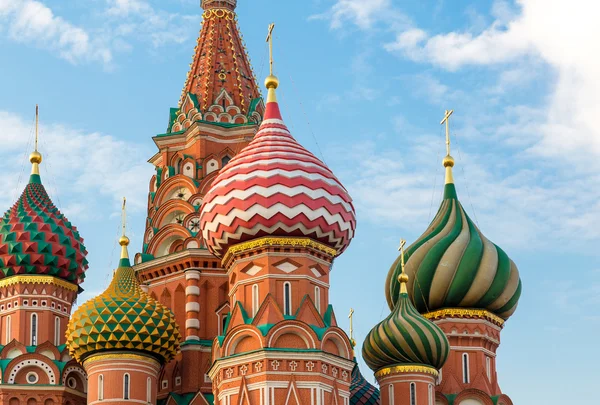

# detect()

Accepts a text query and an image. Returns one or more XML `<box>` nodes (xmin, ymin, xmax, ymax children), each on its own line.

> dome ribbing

<box><xmin>200</xmin><ymin>79</ymin><xmax>356</xmax><ymax>258</ymax></box>
<box><xmin>385</xmin><ymin>183</ymin><xmax>522</xmax><ymax>320</ymax></box>
<box><xmin>66</xmin><ymin>240</ymin><xmax>180</xmax><ymax>363</ymax></box>
<box><xmin>362</xmin><ymin>276</ymin><xmax>449</xmax><ymax>372</ymax></box>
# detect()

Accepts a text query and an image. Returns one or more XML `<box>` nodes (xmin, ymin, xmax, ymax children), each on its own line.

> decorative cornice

<box><xmin>223</xmin><ymin>237</ymin><xmax>337</xmax><ymax>265</ymax></box>
<box><xmin>0</xmin><ymin>276</ymin><xmax>78</xmax><ymax>292</ymax></box>
<box><xmin>202</xmin><ymin>8</ymin><xmax>235</xmax><ymax>20</ymax></box>
<box><xmin>375</xmin><ymin>365</ymin><xmax>438</xmax><ymax>379</ymax></box>
<box><xmin>424</xmin><ymin>308</ymin><xmax>505</xmax><ymax>327</ymax></box>
<box><xmin>83</xmin><ymin>353</ymin><xmax>159</xmax><ymax>367</ymax></box>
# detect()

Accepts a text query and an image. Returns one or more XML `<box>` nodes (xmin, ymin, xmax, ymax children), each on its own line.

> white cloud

<box><xmin>310</xmin><ymin>0</ymin><xmax>410</xmax><ymax>31</ymax></box>
<box><xmin>0</xmin><ymin>110</ymin><xmax>154</xmax><ymax>216</ymax></box>
<box><xmin>0</xmin><ymin>0</ymin><xmax>112</xmax><ymax>65</ymax></box>
<box><xmin>384</xmin><ymin>0</ymin><xmax>600</xmax><ymax>169</ymax></box>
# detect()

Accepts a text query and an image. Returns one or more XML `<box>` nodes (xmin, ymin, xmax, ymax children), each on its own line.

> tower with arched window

<box><xmin>200</xmin><ymin>61</ymin><xmax>361</xmax><ymax>404</ymax></box>
<box><xmin>66</xmin><ymin>228</ymin><xmax>181</xmax><ymax>405</ymax></box>
<box><xmin>0</xmin><ymin>110</ymin><xmax>90</xmax><ymax>403</ymax></box>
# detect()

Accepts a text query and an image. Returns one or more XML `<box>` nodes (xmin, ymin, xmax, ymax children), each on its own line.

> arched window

<box><xmin>410</xmin><ymin>382</ymin><xmax>416</xmax><ymax>405</ymax></box>
<box><xmin>5</xmin><ymin>315</ymin><xmax>11</xmax><ymax>344</ymax></box>
<box><xmin>283</xmin><ymin>282</ymin><xmax>292</xmax><ymax>315</ymax></box>
<box><xmin>388</xmin><ymin>384</ymin><xmax>394</xmax><ymax>405</ymax></box>
<box><xmin>252</xmin><ymin>284</ymin><xmax>259</xmax><ymax>317</ymax></box>
<box><xmin>30</xmin><ymin>313</ymin><xmax>38</xmax><ymax>346</ymax></box>
<box><xmin>221</xmin><ymin>156</ymin><xmax>231</xmax><ymax>167</ymax></box>
<box><xmin>98</xmin><ymin>375</ymin><xmax>104</xmax><ymax>400</ymax></box>
<box><xmin>146</xmin><ymin>377</ymin><xmax>152</xmax><ymax>403</ymax></box>
<box><xmin>54</xmin><ymin>317</ymin><xmax>60</xmax><ymax>345</ymax></box>
<box><xmin>428</xmin><ymin>383</ymin><xmax>434</xmax><ymax>405</ymax></box>
<box><xmin>221</xmin><ymin>315</ymin><xmax>228</xmax><ymax>335</ymax></box>
<box><xmin>314</xmin><ymin>286</ymin><xmax>321</xmax><ymax>314</ymax></box>
<box><xmin>124</xmin><ymin>374</ymin><xmax>130</xmax><ymax>400</ymax></box>
<box><xmin>462</xmin><ymin>353</ymin><xmax>470</xmax><ymax>384</ymax></box>
<box><xmin>486</xmin><ymin>356</ymin><xmax>491</xmax><ymax>381</ymax></box>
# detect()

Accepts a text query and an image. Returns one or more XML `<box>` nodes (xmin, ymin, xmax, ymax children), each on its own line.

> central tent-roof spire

<box><xmin>175</xmin><ymin>0</ymin><xmax>261</xmax><ymax>126</ymax></box>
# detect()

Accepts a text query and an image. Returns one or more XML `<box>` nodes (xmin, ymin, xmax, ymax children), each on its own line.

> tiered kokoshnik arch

<box><xmin>67</xmin><ymin>205</ymin><xmax>181</xmax><ymax>405</ymax></box>
<box><xmin>363</xmin><ymin>240</ymin><xmax>449</xmax><ymax>405</ymax></box>
<box><xmin>0</xmin><ymin>106</ymin><xmax>90</xmax><ymax>404</ymax></box>
<box><xmin>132</xmin><ymin>0</ymin><xmax>265</xmax><ymax>399</ymax></box>
<box><xmin>383</xmin><ymin>112</ymin><xmax>520</xmax><ymax>405</ymax></box>
<box><xmin>202</xmin><ymin>31</ymin><xmax>364</xmax><ymax>403</ymax></box>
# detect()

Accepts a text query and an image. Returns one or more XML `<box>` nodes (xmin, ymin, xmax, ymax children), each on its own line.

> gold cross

<box><xmin>440</xmin><ymin>109</ymin><xmax>454</xmax><ymax>156</ymax></box>
<box><xmin>348</xmin><ymin>308</ymin><xmax>355</xmax><ymax>342</ymax></box>
<box><xmin>35</xmin><ymin>104</ymin><xmax>39</xmax><ymax>152</ymax></box>
<box><xmin>398</xmin><ymin>239</ymin><xmax>407</xmax><ymax>273</ymax></box>
<box><xmin>266</xmin><ymin>23</ymin><xmax>275</xmax><ymax>76</ymax></box>
<box><xmin>121</xmin><ymin>197</ymin><xmax>127</xmax><ymax>237</ymax></box>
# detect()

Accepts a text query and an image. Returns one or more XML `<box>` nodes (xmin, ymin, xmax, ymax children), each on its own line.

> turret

<box><xmin>67</xmin><ymin>199</ymin><xmax>181</xmax><ymax>405</ymax></box>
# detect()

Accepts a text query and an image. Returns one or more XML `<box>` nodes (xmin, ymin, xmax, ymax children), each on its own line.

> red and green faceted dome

<box><xmin>0</xmin><ymin>175</ymin><xmax>88</xmax><ymax>285</ymax></box>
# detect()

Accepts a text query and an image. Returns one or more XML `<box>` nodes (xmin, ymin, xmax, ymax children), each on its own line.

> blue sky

<box><xmin>0</xmin><ymin>1</ymin><xmax>598</xmax><ymax>403</ymax></box>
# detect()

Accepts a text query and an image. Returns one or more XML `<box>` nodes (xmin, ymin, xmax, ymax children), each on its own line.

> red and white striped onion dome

<box><xmin>200</xmin><ymin>76</ymin><xmax>356</xmax><ymax>258</ymax></box>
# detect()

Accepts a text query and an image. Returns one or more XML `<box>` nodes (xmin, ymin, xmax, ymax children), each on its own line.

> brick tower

<box><xmin>66</xmin><ymin>203</ymin><xmax>181</xmax><ymax>405</ymax></box>
<box><xmin>0</xmin><ymin>106</ymin><xmax>89</xmax><ymax>404</ymax></box>
<box><xmin>132</xmin><ymin>0</ymin><xmax>264</xmax><ymax>400</ymax></box>
<box><xmin>199</xmin><ymin>46</ymin><xmax>360</xmax><ymax>403</ymax></box>
<box><xmin>384</xmin><ymin>111</ymin><xmax>521</xmax><ymax>405</ymax></box>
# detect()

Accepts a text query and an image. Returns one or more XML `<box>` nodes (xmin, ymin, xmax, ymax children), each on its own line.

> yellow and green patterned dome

<box><xmin>385</xmin><ymin>156</ymin><xmax>522</xmax><ymax>321</ymax></box>
<box><xmin>363</xmin><ymin>272</ymin><xmax>449</xmax><ymax>373</ymax></box>
<box><xmin>66</xmin><ymin>235</ymin><xmax>181</xmax><ymax>364</ymax></box>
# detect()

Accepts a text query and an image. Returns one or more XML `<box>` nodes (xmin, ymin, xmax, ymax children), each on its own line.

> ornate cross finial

<box><xmin>398</xmin><ymin>239</ymin><xmax>409</xmax><ymax>294</ymax></box>
<box><xmin>440</xmin><ymin>109</ymin><xmax>454</xmax><ymax>156</ymax></box>
<box><xmin>121</xmin><ymin>197</ymin><xmax>127</xmax><ymax>237</ymax></box>
<box><xmin>29</xmin><ymin>105</ymin><xmax>43</xmax><ymax>177</ymax></box>
<box><xmin>266</xmin><ymin>23</ymin><xmax>275</xmax><ymax>76</ymax></box>
<box><xmin>348</xmin><ymin>308</ymin><xmax>356</xmax><ymax>348</ymax></box>
<box><xmin>119</xmin><ymin>197</ymin><xmax>130</xmax><ymax>261</ymax></box>
<box><xmin>35</xmin><ymin>104</ymin><xmax>39</xmax><ymax>152</ymax></box>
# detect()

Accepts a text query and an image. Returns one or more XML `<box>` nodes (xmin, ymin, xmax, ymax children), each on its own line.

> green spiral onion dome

<box><xmin>66</xmin><ymin>238</ymin><xmax>181</xmax><ymax>364</ymax></box>
<box><xmin>363</xmin><ymin>275</ymin><xmax>449</xmax><ymax>372</ymax></box>
<box><xmin>385</xmin><ymin>179</ymin><xmax>522</xmax><ymax>321</ymax></box>
<box><xmin>0</xmin><ymin>156</ymin><xmax>88</xmax><ymax>285</ymax></box>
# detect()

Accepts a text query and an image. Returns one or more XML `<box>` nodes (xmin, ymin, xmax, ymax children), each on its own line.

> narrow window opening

<box><xmin>30</xmin><ymin>313</ymin><xmax>38</xmax><ymax>346</ymax></box>
<box><xmin>252</xmin><ymin>284</ymin><xmax>259</xmax><ymax>317</ymax></box>
<box><xmin>5</xmin><ymin>316</ymin><xmax>11</xmax><ymax>344</ymax></box>
<box><xmin>428</xmin><ymin>383</ymin><xmax>433</xmax><ymax>405</ymax></box>
<box><xmin>54</xmin><ymin>317</ymin><xmax>61</xmax><ymax>345</ymax></box>
<box><xmin>146</xmin><ymin>377</ymin><xmax>152</xmax><ymax>403</ymax></box>
<box><xmin>388</xmin><ymin>384</ymin><xmax>394</xmax><ymax>405</ymax></box>
<box><xmin>124</xmin><ymin>374</ymin><xmax>130</xmax><ymax>400</ymax></box>
<box><xmin>410</xmin><ymin>382</ymin><xmax>416</xmax><ymax>405</ymax></box>
<box><xmin>314</xmin><ymin>286</ymin><xmax>321</xmax><ymax>314</ymax></box>
<box><xmin>486</xmin><ymin>356</ymin><xmax>491</xmax><ymax>381</ymax></box>
<box><xmin>221</xmin><ymin>156</ymin><xmax>231</xmax><ymax>167</ymax></box>
<box><xmin>98</xmin><ymin>375</ymin><xmax>104</xmax><ymax>400</ymax></box>
<box><xmin>462</xmin><ymin>353</ymin><xmax>470</xmax><ymax>384</ymax></box>
<box><xmin>283</xmin><ymin>282</ymin><xmax>292</xmax><ymax>315</ymax></box>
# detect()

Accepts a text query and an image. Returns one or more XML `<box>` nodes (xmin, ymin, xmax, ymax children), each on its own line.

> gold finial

<box><xmin>29</xmin><ymin>105</ymin><xmax>42</xmax><ymax>175</ymax></box>
<box><xmin>264</xmin><ymin>23</ymin><xmax>279</xmax><ymax>102</ymax></box>
<box><xmin>348</xmin><ymin>308</ymin><xmax>356</xmax><ymax>349</ymax></box>
<box><xmin>119</xmin><ymin>197</ymin><xmax>130</xmax><ymax>260</ymax></box>
<box><xmin>398</xmin><ymin>239</ymin><xmax>409</xmax><ymax>294</ymax></box>
<box><xmin>440</xmin><ymin>109</ymin><xmax>455</xmax><ymax>184</ymax></box>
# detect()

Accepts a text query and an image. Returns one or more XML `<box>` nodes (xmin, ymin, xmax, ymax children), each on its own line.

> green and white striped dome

<box><xmin>363</xmin><ymin>274</ymin><xmax>449</xmax><ymax>372</ymax></box>
<box><xmin>385</xmin><ymin>179</ymin><xmax>522</xmax><ymax>320</ymax></box>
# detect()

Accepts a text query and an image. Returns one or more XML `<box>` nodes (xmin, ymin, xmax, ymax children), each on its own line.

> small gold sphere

<box><xmin>119</xmin><ymin>236</ymin><xmax>130</xmax><ymax>247</ymax></box>
<box><xmin>398</xmin><ymin>273</ymin><xmax>410</xmax><ymax>284</ymax></box>
<box><xmin>265</xmin><ymin>74</ymin><xmax>279</xmax><ymax>90</ymax></box>
<box><xmin>443</xmin><ymin>155</ymin><xmax>455</xmax><ymax>168</ymax></box>
<box><xmin>30</xmin><ymin>151</ymin><xmax>42</xmax><ymax>165</ymax></box>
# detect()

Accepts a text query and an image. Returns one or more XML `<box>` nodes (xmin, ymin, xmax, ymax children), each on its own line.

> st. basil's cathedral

<box><xmin>0</xmin><ymin>1</ymin><xmax>522</xmax><ymax>405</ymax></box>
